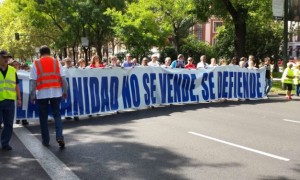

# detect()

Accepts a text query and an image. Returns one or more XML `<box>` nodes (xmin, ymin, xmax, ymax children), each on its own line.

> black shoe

<box><xmin>2</xmin><ymin>145</ymin><xmax>12</xmax><ymax>151</ymax></box>
<box><xmin>22</xmin><ymin>120</ymin><xmax>29</xmax><ymax>126</ymax></box>
<box><xmin>57</xmin><ymin>139</ymin><xmax>65</xmax><ymax>148</ymax></box>
<box><xmin>65</xmin><ymin>117</ymin><xmax>72</xmax><ymax>120</ymax></box>
<box><xmin>42</xmin><ymin>143</ymin><xmax>50</xmax><ymax>147</ymax></box>
<box><xmin>16</xmin><ymin>120</ymin><xmax>20</xmax><ymax>124</ymax></box>
<box><xmin>74</xmin><ymin>116</ymin><xmax>79</xmax><ymax>121</ymax></box>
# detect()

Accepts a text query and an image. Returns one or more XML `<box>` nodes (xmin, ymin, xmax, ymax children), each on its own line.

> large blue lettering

<box><xmin>110</xmin><ymin>76</ymin><xmax>119</xmax><ymax>110</ymax></box>
<box><xmin>89</xmin><ymin>77</ymin><xmax>100</xmax><ymax>113</ymax></box>
<box><xmin>143</xmin><ymin>74</ymin><xmax>151</xmax><ymax>105</ymax></box>
<box><xmin>249</xmin><ymin>73</ymin><xmax>256</xmax><ymax>98</ymax></box>
<box><xmin>72</xmin><ymin>77</ymin><xmax>84</xmax><ymax>116</ymax></box>
<box><xmin>122</xmin><ymin>76</ymin><xmax>132</xmax><ymax>109</ymax></box>
<box><xmin>150</xmin><ymin>73</ymin><xmax>156</xmax><ymax>104</ymax></box>
<box><xmin>159</xmin><ymin>73</ymin><xmax>167</xmax><ymax>104</ymax></box>
<box><xmin>201</xmin><ymin>73</ymin><xmax>209</xmax><ymax>101</ymax></box>
<box><xmin>243</xmin><ymin>73</ymin><xmax>249</xmax><ymax>99</ymax></box>
<box><xmin>208</xmin><ymin>72</ymin><xmax>215</xmax><ymax>100</ymax></box>
<box><xmin>167</xmin><ymin>74</ymin><xmax>174</xmax><ymax>103</ymax></box>
<box><xmin>217</xmin><ymin>72</ymin><xmax>223</xmax><ymax>98</ymax></box>
<box><xmin>189</xmin><ymin>74</ymin><xmax>197</xmax><ymax>102</ymax></box>
<box><xmin>101</xmin><ymin>77</ymin><xmax>110</xmax><ymax>112</ymax></box>
<box><xmin>256</xmin><ymin>73</ymin><xmax>263</xmax><ymax>98</ymax></box>
<box><xmin>83</xmin><ymin>77</ymin><xmax>90</xmax><ymax>114</ymax></box>
<box><xmin>237</xmin><ymin>72</ymin><xmax>243</xmax><ymax>98</ymax></box>
<box><xmin>173</xmin><ymin>74</ymin><xmax>182</xmax><ymax>103</ymax></box>
<box><xmin>222</xmin><ymin>71</ymin><xmax>229</xmax><ymax>98</ymax></box>
<box><xmin>182</xmin><ymin>74</ymin><xmax>190</xmax><ymax>102</ymax></box>
<box><xmin>228</xmin><ymin>72</ymin><xmax>234</xmax><ymax>99</ymax></box>
<box><xmin>130</xmin><ymin>75</ymin><xmax>140</xmax><ymax>107</ymax></box>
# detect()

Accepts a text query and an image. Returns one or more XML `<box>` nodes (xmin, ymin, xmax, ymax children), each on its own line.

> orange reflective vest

<box><xmin>35</xmin><ymin>57</ymin><xmax>62</xmax><ymax>90</ymax></box>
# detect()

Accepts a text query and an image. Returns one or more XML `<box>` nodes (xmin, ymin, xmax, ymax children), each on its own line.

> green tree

<box><xmin>107</xmin><ymin>0</ymin><xmax>196</xmax><ymax>57</ymax></box>
<box><xmin>194</xmin><ymin>0</ymin><xmax>283</xmax><ymax>62</ymax></box>
<box><xmin>193</xmin><ymin>0</ymin><xmax>269</xmax><ymax>59</ymax></box>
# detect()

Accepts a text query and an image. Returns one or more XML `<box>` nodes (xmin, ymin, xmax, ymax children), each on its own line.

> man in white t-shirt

<box><xmin>197</xmin><ymin>55</ymin><xmax>208</xmax><ymax>68</ymax></box>
<box><xmin>148</xmin><ymin>54</ymin><xmax>160</xmax><ymax>67</ymax></box>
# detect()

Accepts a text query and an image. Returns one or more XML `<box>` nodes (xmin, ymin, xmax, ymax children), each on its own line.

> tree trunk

<box><xmin>233</xmin><ymin>18</ymin><xmax>246</xmax><ymax>60</ymax></box>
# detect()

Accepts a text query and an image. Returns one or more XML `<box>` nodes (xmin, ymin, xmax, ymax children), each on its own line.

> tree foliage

<box><xmin>193</xmin><ymin>0</ymin><xmax>281</xmax><ymax>60</ymax></box>
<box><xmin>107</xmin><ymin>0</ymin><xmax>196</xmax><ymax>58</ymax></box>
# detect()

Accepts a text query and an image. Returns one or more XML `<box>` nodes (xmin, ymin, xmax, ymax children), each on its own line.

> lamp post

<box><xmin>283</xmin><ymin>0</ymin><xmax>289</xmax><ymax>68</ymax></box>
<box><xmin>81</xmin><ymin>37</ymin><xmax>89</xmax><ymax>66</ymax></box>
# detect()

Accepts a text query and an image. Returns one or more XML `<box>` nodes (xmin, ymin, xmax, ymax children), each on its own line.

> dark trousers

<box><xmin>37</xmin><ymin>97</ymin><xmax>64</xmax><ymax>144</ymax></box>
<box><xmin>0</xmin><ymin>100</ymin><xmax>15</xmax><ymax>147</ymax></box>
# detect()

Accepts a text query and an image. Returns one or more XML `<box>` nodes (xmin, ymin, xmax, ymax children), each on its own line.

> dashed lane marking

<box><xmin>189</xmin><ymin>131</ymin><xmax>290</xmax><ymax>162</ymax></box>
<box><xmin>283</xmin><ymin>119</ymin><xmax>300</xmax><ymax>124</ymax></box>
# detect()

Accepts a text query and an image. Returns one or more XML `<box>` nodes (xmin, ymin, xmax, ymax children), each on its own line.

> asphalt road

<box><xmin>1</xmin><ymin>95</ymin><xmax>300</xmax><ymax>180</ymax></box>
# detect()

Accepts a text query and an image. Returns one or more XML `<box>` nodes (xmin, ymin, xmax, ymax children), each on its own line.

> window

<box><xmin>297</xmin><ymin>46</ymin><xmax>300</xmax><ymax>58</ymax></box>
<box><xmin>197</xmin><ymin>24</ymin><xmax>203</xmax><ymax>41</ymax></box>
<box><xmin>213</xmin><ymin>21</ymin><xmax>223</xmax><ymax>33</ymax></box>
<box><xmin>212</xmin><ymin>38</ymin><xmax>217</xmax><ymax>45</ymax></box>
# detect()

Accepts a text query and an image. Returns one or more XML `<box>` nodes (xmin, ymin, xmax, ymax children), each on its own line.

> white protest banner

<box><xmin>16</xmin><ymin>66</ymin><xmax>266</xmax><ymax>119</ymax></box>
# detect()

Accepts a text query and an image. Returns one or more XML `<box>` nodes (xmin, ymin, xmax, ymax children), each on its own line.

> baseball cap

<box><xmin>0</xmin><ymin>50</ymin><xmax>12</xmax><ymax>58</ymax></box>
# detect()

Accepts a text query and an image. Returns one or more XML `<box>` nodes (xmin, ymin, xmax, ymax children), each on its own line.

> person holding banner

<box><xmin>30</xmin><ymin>45</ymin><xmax>68</xmax><ymax>148</ymax></box>
<box><xmin>264</xmin><ymin>57</ymin><xmax>273</xmax><ymax>98</ymax></box>
<box><xmin>0</xmin><ymin>50</ymin><xmax>22</xmax><ymax>151</ymax></box>
<box><xmin>197</xmin><ymin>55</ymin><xmax>208</xmax><ymax>68</ymax></box>
<box><xmin>77</xmin><ymin>58</ymin><xmax>86</xmax><ymax>69</ymax></box>
<box><xmin>141</xmin><ymin>57</ymin><xmax>149</xmax><ymax>66</ymax></box>
<box><xmin>89</xmin><ymin>55</ymin><xmax>105</xmax><ymax>68</ymax></box>
<box><xmin>281</xmin><ymin>63</ymin><xmax>295</xmax><ymax>100</ymax></box>
<box><xmin>148</xmin><ymin>54</ymin><xmax>160</xmax><ymax>67</ymax></box>
<box><xmin>209</xmin><ymin>58</ymin><xmax>218</xmax><ymax>67</ymax></box>
<box><xmin>122</xmin><ymin>53</ymin><xmax>135</xmax><ymax>67</ymax></box>
<box><xmin>294</xmin><ymin>63</ymin><xmax>300</xmax><ymax>96</ymax></box>
<box><xmin>239</xmin><ymin>57</ymin><xmax>247</xmax><ymax>68</ymax></box>
<box><xmin>185</xmin><ymin>57</ymin><xmax>196</xmax><ymax>69</ymax></box>
<box><xmin>9</xmin><ymin>60</ymin><xmax>29</xmax><ymax>126</ymax></box>
<box><xmin>161</xmin><ymin>57</ymin><xmax>171</xmax><ymax>68</ymax></box>
<box><xmin>170</xmin><ymin>54</ymin><xmax>185</xmax><ymax>68</ymax></box>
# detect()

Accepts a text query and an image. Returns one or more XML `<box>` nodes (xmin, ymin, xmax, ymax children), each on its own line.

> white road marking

<box><xmin>283</xmin><ymin>119</ymin><xmax>300</xmax><ymax>124</ymax></box>
<box><xmin>188</xmin><ymin>131</ymin><xmax>290</xmax><ymax>162</ymax></box>
<box><xmin>14</xmin><ymin>125</ymin><xmax>80</xmax><ymax>180</ymax></box>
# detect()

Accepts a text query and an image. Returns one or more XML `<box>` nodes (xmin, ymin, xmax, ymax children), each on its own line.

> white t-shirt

<box><xmin>148</xmin><ymin>61</ymin><xmax>160</xmax><ymax>67</ymax></box>
<box><xmin>30</xmin><ymin>59</ymin><xmax>66</xmax><ymax>99</ymax></box>
<box><xmin>197</xmin><ymin>62</ymin><xmax>208</xmax><ymax>68</ymax></box>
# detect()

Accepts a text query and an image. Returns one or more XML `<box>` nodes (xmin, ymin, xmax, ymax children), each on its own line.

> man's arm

<box><xmin>61</xmin><ymin>76</ymin><xmax>68</xmax><ymax>99</ymax></box>
<box><xmin>29</xmin><ymin>80</ymin><xmax>37</xmax><ymax>103</ymax></box>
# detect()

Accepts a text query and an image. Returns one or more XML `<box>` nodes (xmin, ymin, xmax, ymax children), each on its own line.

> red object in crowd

<box><xmin>185</xmin><ymin>64</ymin><xmax>196</xmax><ymax>69</ymax></box>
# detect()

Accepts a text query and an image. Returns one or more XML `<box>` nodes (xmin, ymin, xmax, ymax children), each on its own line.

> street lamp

<box><xmin>81</xmin><ymin>37</ymin><xmax>89</xmax><ymax>66</ymax></box>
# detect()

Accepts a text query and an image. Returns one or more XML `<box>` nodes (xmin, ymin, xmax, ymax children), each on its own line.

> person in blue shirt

<box><xmin>122</xmin><ymin>53</ymin><xmax>135</xmax><ymax>67</ymax></box>
<box><xmin>170</xmin><ymin>54</ymin><xmax>185</xmax><ymax>68</ymax></box>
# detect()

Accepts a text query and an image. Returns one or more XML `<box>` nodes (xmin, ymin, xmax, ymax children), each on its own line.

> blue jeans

<box><xmin>296</xmin><ymin>84</ymin><xmax>300</xmax><ymax>96</ymax></box>
<box><xmin>37</xmin><ymin>97</ymin><xmax>64</xmax><ymax>144</ymax></box>
<box><xmin>265</xmin><ymin>79</ymin><xmax>272</xmax><ymax>95</ymax></box>
<box><xmin>0</xmin><ymin>100</ymin><xmax>15</xmax><ymax>147</ymax></box>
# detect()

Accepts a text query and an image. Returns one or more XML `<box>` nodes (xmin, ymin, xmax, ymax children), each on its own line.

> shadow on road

<box><xmin>51</xmin><ymin>141</ymin><xmax>243</xmax><ymax>179</ymax></box>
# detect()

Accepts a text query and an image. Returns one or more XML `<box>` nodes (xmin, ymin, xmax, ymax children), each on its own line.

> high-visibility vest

<box><xmin>0</xmin><ymin>65</ymin><xmax>16</xmax><ymax>101</ymax></box>
<box><xmin>35</xmin><ymin>56</ymin><xmax>62</xmax><ymax>90</ymax></box>
<box><xmin>282</xmin><ymin>68</ymin><xmax>294</xmax><ymax>84</ymax></box>
<box><xmin>294</xmin><ymin>68</ymin><xmax>300</xmax><ymax>85</ymax></box>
